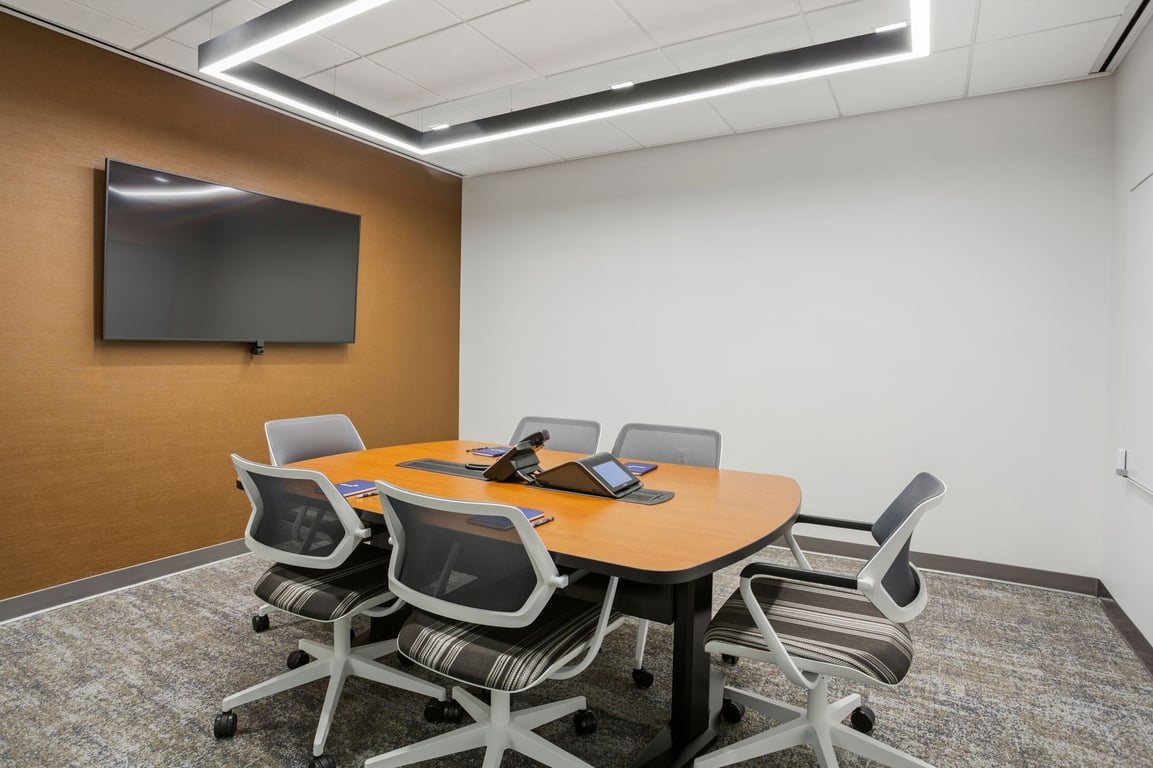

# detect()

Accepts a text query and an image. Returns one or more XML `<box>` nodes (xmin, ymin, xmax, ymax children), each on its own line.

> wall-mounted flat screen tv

<box><xmin>102</xmin><ymin>159</ymin><xmax>360</xmax><ymax>345</ymax></box>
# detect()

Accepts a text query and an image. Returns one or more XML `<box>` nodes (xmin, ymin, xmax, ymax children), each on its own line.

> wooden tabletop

<box><xmin>289</xmin><ymin>440</ymin><xmax>801</xmax><ymax>584</ymax></box>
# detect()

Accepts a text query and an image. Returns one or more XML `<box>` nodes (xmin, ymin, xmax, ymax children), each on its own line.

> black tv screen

<box><xmin>102</xmin><ymin>159</ymin><xmax>360</xmax><ymax>344</ymax></box>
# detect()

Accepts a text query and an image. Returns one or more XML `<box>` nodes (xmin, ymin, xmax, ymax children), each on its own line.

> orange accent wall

<box><xmin>0</xmin><ymin>13</ymin><xmax>462</xmax><ymax>599</ymax></box>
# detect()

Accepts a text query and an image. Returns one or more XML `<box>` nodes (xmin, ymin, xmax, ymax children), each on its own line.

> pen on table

<box><xmin>531</xmin><ymin>516</ymin><xmax>555</xmax><ymax>528</ymax></box>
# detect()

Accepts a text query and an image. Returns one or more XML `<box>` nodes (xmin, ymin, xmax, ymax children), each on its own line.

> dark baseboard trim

<box><xmin>792</xmin><ymin>535</ymin><xmax>1100</xmax><ymax>593</ymax></box>
<box><xmin>792</xmin><ymin>535</ymin><xmax>1153</xmax><ymax>680</ymax></box>
<box><xmin>1097</xmin><ymin>583</ymin><xmax>1153</xmax><ymax>676</ymax></box>
<box><xmin>0</xmin><ymin>539</ymin><xmax>249</xmax><ymax>624</ymax></box>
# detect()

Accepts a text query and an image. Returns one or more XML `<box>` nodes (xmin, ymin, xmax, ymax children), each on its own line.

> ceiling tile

<box><xmin>930</xmin><ymin>0</ymin><xmax>979</xmax><ymax>52</ymax></box>
<box><xmin>976</xmin><ymin>0</ymin><xmax>1130</xmax><ymax>43</ymax></box>
<box><xmin>610</xmin><ymin>100</ymin><xmax>733</xmax><ymax>147</ymax></box>
<box><xmin>662</xmin><ymin>15</ymin><xmax>811</xmax><ymax>72</ymax></box>
<box><xmin>830</xmin><ymin>46</ymin><xmax>969</xmax><ymax>114</ymax></box>
<box><xmin>369</xmin><ymin>23</ymin><xmax>538</xmax><ymax>100</ymax></box>
<box><xmin>968</xmin><ymin>17</ymin><xmax>1117</xmax><ymax>95</ymax></box>
<box><xmin>5</xmin><ymin>0</ymin><xmax>154</xmax><ymax>49</ymax></box>
<box><xmin>454</xmin><ymin>78</ymin><xmax>571</xmax><ymax>119</ymax></box>
<box><xmin>166</xmin><ymin>0</ymin><xmax>268</xmax><ymax>48</ymax></box>
<box><xmin>432</xmin><ymin>0</ymin><xmax>523</xmax><ymax>21</ymax></box>
<box><xmin>525</xmin><ymin>121</ymin><xmax>642</xmax><ymax>159</ymax></box>
<box><xmin>303</xmin><ymin>58</ymin><xmax>442</xmax><ymax>116</ymax></box>
<box><xmin>548</xmin><ymin>50</ymin><xmax>676</xmax><ymax>97</ymax></box>
<box><xmin>320</xmin><ymin>0</ymin><xmax>458</xmax><ymax>56</ymax></box>
<box><xmin>617</xmin><ymin>0</ymin><xmax>798</xmax><ymax>47</ymax></box>
<box><xmin>255</xmin><ymin>33</ymin><xmax>358</xmax><ymax>79</ymax></box>
<box><xmin>136</xmin><ymin>36</ymin><xmax>198</xmax><ymax>72</ymax></box>
<box><xmin>805</xmin><ymin>0</ymin><xmax>911</xmax><ymax>45</ymax></box>
<box><xmin>72</xmin><ymin>0</ymin><xmax>219</xmax><ymax>35</ymax></box>
<box><xmin>708</xmin><ymin>78</ymin><xmax>839</xmax><ymax>132</ymax></box>
<box><xmin>470</xmin><ymin>0</ymin><xmax>653</xmax><ymax>76</ymax></box>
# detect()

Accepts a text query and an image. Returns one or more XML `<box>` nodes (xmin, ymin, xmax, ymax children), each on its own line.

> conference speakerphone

<box><xmin>532</xmin><ymin>452</ymin><xmax>642</xmax><ymax>499</ymax></box>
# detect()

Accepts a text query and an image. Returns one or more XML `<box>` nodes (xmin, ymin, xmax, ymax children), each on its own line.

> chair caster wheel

<box><xmin>252</xmin><ymin>614</ymin><xmax>270</xmax><ymax>632</ymax></box>
<box><xmin>632</xmin><ymin>667</ymin><xmax>654</xmax><ymax>689</ymax></box>
<box><xmin>213</xmin><ymin>711</ymin><xmax>237</xmax><ymax>738</ymax></box>
<box><xmin>442</xmin><ymin>699</ymin><xmax>464</xmax><ymax>723</ymax></box>
<box><xmin>308</xmin><ymin>754</ymin><xmax>336</xmax><ymax>768</ymax></box>
<box><xmin>850</xmin><ymin>705</ymin><xmax>875</xmax><ymax>734</ymax></box>
<box><xmin>287</xmin><ymin>649</ymin><xmax>311</xmax><ymax>669</ymax></box>
<box><xmin>721</xmin><ymin>698</ymin><xmax>745</xmax><ymax>724</ymax></box>
<box><xmin>424</xmin><ymin>698</ymin><xmax>463</xmax><ymax>723</ymax></box>
<box><xmin>573</xmin><ymin>709</ymin><xmax>597</xmax><ymax>735</ymax></box>
<box><xmin>721</xmin><ymin>654</ymin><xmax>739</xmax><ymax>665</ymax></box>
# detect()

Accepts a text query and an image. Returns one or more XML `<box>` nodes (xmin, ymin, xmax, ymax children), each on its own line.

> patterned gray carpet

<box><xmin>1</xmin><ymin>547</ymin><xmax>1150</xmax><ymax>768</ymax></box>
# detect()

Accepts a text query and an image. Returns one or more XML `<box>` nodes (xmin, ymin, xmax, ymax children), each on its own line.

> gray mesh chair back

<box><xmin>510</xmin><ymin>416</ymin><xmax>600</xmax><ymax>454</ymax></box>
<box><xmin>378</xmin><ymin>482</ymin><xmax>565</xmax><ymax>627</ymax></box>
<box><xmin>871</xmin><ymin>471</ymin><xmax>947</xmax><ymax>610</ymax></box>
<box><xmin>782</xmin><ymin>471</ymin><xmax>947</xmax><ymax>623</ymax></box>
<box><xmin>611</xmin><ymin>422</ymin><xmax>722</xmax><ymax>468</ymax></box>
<box><xmin>234</xmin><ymin>454</ymin><xmax>369</xmax><ymax>568</ymax></box>
<box><xmin>265</xmin><ymin>413</ymin><xmax>365</xmax><ymax>466</ymax></box>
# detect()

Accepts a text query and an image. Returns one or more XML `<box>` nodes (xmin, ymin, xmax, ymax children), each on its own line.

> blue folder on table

<box><xmin>468</xmin><ymin>507</ymin><xmax>544</xmax><ymax>530</ymax></box>
<box><xmin>335</xmin><ymin>479</ymin><xmax>376</xmax><ymax>496</ymax></box>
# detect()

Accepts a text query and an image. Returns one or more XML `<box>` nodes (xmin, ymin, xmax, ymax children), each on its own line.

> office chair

<box><xmin>510</xmin><ymin>416</ymin><xmax>601</xmax><ymax>454</ymax></box>
<box><xmin>252</xmin><ymin>414</ymin><xmax>370</xmax><ymax>633</ymax></box>
<box><xmin>265</xmin><ymin>413</ymin><xmax>366</xmax><ymax>466</ymax></box>
<box><xmin>213</xmin><ymin>456</ymin><xmax>446</xmax><ymax>768</ymax></box>
<box><xmin>364</xmin><ymin>481</ymin><xmax>625</xmax><ymax>768</ymax></box>
<box><xmin>695</xmin><ymin>472</ymin><xmax>947</xmax><ymax>768</ymax></box>
<box><xmin>611</xmin><ymin>422</ymin><xmax>722</xmax><ymax>688</ymax></box>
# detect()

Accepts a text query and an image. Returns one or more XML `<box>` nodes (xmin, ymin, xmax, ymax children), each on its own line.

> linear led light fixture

<box><xmin>199</xmin><ymin>0</ymin><xmax>930</xmax><ymax>159</ymax></box>
<box><xmin>199</xmin><ymin>0</ymin><xmax>399</xmax><ymax>77</ymax></box>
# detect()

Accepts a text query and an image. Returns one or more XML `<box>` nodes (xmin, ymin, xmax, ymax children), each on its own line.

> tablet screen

<box><xmin>590</xmin><ymin>458</ymin><xmax>635</xmax><ymax>491</ymax></box>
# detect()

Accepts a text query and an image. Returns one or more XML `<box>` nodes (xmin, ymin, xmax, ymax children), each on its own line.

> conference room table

<box><xmin>287</xmin><ymin>440</ymin><xmax>801</xmax><ymax>768</ymax></box>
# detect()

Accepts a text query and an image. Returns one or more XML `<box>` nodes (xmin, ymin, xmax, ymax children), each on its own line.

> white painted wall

<box><xmin>1105</xmin><ymin>20</ymin><xmax>1153</xmax><ymax>641</ymax></box>
<box><xmin>460</xmin><ymin>80</ymin><xmax>1114</xmax><ymax>578</ymax></box>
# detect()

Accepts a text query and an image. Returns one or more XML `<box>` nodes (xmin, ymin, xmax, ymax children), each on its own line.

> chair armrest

<box><xmin>741</xmin><ymin>561</ymin><xmax>858</xmax><ymax>591</ymax></box>
<box><xmin>794</xmin><ymin>514</ymin><xmax>873</xmax><ymax>532</ymax></box>
<box><xmin>551</xmin><ymin>568</ymin><xmax>589</xmax><ymax>590</ymax></box>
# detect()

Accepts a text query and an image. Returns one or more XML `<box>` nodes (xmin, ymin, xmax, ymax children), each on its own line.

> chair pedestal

<box><xmin>365</xmin><ymin>686</ymin><xmax>592</xmax><ymax>768</ymax></box>
<box><xmin>220</xmin><ymin>616</ymin><xmax>445</xmax><ymax>757</ymax></box>
<box><xmin>695</xmin><ymin>678</ymin><xmax>934</xmax><ymax>768</ymax></box>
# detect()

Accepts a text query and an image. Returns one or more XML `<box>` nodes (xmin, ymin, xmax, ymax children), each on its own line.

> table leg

<box><xmin>630</xmin><ymin>573</ymin><xmax>722</xmax><ymax>768</ymax></box>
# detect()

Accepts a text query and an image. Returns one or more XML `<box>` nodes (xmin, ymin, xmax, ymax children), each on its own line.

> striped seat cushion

<box><xmin>704</xmin><ymin>578</ymin><xmax>913</xmax><ymax>685</ymax></box>
<box><xmin>399</xmin><ymin>596</ymin><xmax>621</xmax><ymax>692</ymax></box>
<box><xmin>254</xmin><ymin>544</ymin><xmax>393</xmax><ymax>622</ymax></box>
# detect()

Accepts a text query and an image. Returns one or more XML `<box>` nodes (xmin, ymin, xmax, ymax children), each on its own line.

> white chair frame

<box><xmin>696</xmin><ymin>473</ymin><xmax>946</xmax><ymax>768</ymax></box>
<box><xmin>220</xmin><ymin>456</ymin><xmax>445</xmax><ymax>763</ymax></box>
<box><xmin>365</xmin><ymin>481</ymin><xmax>624</xmax><ymax>768</ymax></box>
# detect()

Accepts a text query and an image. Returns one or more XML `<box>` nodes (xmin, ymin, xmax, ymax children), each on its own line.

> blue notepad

<box><xmin>471</xmin><ymin>446</ymin><xmax>510</xmax><ymax>457</ymax></box>
<box><xmin>468</xmin><ymin>507</ymin><xmax>544</xmax><ymax>530</ymax></box>
<box><xmin>335</xmin><ymin>479</ymin><xmax>376</xmax><ymax>497</ymax></box>
<box><xmin>623</xmin><ymin>462</ymin><xmax>658</xmax><ymax>475</ymax></box>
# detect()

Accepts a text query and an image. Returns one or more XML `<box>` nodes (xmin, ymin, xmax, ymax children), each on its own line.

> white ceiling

<box><xmin>3</xmin><ymin>0</ymin><xmax>1149</xmax><ymax>177</ymax></box>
